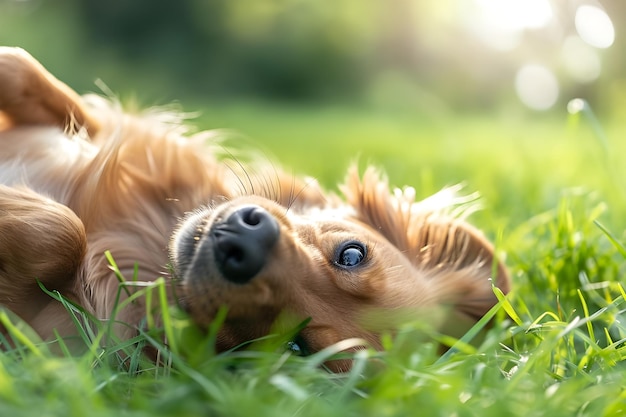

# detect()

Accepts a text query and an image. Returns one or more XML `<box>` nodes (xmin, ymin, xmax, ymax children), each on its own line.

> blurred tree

<box><xmin>2</xmin><ymin>0</ymin><xmax>623</xmax><ymax>114</ymax></box>
<box><xmin>74</xmin><ymin>0</ymin><xmax>371</xmax><ymax>100</ymax></box>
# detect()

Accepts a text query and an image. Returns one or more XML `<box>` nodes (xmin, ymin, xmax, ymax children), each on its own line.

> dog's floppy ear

<box><xmin>341</xmin><ymin>166</ymin><xmax>510</xmax><ymax>323</ymax></box>
<box><xmin>0</xmin><ymin>47</ymin><xmax>99</xmax><ymax>135</ymax></box>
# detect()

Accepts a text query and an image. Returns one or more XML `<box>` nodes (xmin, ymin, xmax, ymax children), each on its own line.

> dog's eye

<box><xmin>335</xmin><ymin>241</ymin><xmax>366</xmax><ymax>269</ymax></box>
<box><xmin>286</xmin><ymin>335</ymin><xmax>310</xmax><ymax>356</ymax></box>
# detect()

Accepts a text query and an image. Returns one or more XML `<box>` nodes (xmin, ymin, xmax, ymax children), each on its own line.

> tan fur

<box><xmin>0</xmin><ymin>48</ymin><xmax>509</xmax><ymax>369</ymax></box>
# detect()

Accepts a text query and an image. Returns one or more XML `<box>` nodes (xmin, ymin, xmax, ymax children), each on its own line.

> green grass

<box><xmin>4</xmin><ymin>102</ymin><xmax>626</xmax><ymax>416</ymax></box>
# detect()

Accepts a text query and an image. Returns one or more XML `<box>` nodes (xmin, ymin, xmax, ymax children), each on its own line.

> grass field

<box><xmin>3</xmin><ymin>100</ymin><xmax>626</xmax><ymax>416</ymax></box>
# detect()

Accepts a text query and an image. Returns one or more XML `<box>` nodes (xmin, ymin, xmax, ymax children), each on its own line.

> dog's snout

<box><xmin>211</xmin><ymin>205</ymin><xmax>280</xmax><ymax>284</ymax></box>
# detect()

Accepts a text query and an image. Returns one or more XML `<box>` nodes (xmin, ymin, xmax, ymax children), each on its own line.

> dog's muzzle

<box><xmin>209</xmin><ymin>205</ymin><xmax>280</xmax><ymax>284</ymax></box>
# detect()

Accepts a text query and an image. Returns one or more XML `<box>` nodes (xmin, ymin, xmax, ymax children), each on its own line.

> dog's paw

<box><xmin>0</xmin><ymin>47</ymin><xmax>66</xmax><ymax>126</ymax></box>
<box><xmin>0</xmin><ymin>47</ymin><xmax>99</xmax><ymax>134</ymax></box>
<box><xmin>0</xmin><ymin>47</ymin><xmax>40</xmax><ymax>110</ymax></box>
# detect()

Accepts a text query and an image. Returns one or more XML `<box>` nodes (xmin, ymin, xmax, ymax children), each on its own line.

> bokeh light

<box><xmin>575</xmin><ymin>5</ymin><xmax>615</xmax><ymax>49</ymax></box>
<box><xmin>560</xmin><ymin>36</ymin><xmax>601</xmax><ymax>83</ymax></box>
<box><xmin>515</xmin><ymin>65</ymin><xmax>559</xmax><ymax>111</ymax></box>
<box><xmin>463</xmin><ymin>0</ymin><xmax>615</xmax><ymax>110</ymax></box>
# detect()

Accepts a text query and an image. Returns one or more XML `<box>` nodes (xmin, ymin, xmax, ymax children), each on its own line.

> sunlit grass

<box><xmin>2</xmin><ymin>104</ymin><xmax>626</xmax><ymax>416</ymax></box>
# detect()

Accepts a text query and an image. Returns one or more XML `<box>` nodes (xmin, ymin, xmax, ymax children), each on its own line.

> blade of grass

<box><xmin>157</xmin><ymin>278</ymin><xmax>177</xmax><ymax>355</ymax></box>
<box><xmin>304</xmin><ymin>338</ymin><xmax>369</xmax><ymax>370</ymax></box>
<box><xmin>104</xmin><ymin>250</ymin><xmax>132</xmax><ymax>298</ymax></box>
<box><xmin>0</xmin><ymin>311</ymin><xmax>43</xmax><ymax>357</ymax></box>
<box><xmin>436</xmin><ymin>289</ymin><xmax>507</xmax><ymax>364</ymax></box>
<box><xmin>37</xmin><ymin>281</ymin><xmax>105</xmax><ymax>361</ymax></box>
<box><xmin>577</xmin><ymin>289</ymin><xmax>595</xmax><ymax>344</ymax></box>
<box><xmin>594</xmin><ymin>220</ymin><xmax>626</xmax><ymax>258</ymax></box>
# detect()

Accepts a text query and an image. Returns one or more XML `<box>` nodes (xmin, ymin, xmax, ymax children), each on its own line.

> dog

<box><xmin>0</xmin><ymin>47</ymin><xmax>509</xmax><ymax>370</ymax></box>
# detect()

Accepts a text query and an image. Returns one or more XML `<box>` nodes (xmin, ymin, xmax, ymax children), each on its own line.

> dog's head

<box><xmin>170</xmin><ymin>166</ymin><xmax>510</xmax><ymax>369</ymax></box>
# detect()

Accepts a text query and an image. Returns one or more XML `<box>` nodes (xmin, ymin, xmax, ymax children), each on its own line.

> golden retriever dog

<box><xmin>0</xmin><ymin>47</ymin><xmax>509</xmax><ymax>369</ymax></box>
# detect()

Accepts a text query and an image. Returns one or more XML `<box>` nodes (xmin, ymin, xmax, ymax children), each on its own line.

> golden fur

<box><xmin>0</xmin><ymin>47</ymin><xmax>509</xmax><ymax>369</ymax></box>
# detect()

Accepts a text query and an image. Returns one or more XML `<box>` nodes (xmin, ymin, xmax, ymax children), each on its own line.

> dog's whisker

<box><xmin>217</xmin><ymin>143</ymin><xmax>256</xmax><ymax>196</ymax></box>
<box><xmin>239</xmin><ymin>164</ymin><xmax>256</xmax><ymax>196</ymax></box>
<box><xmin>286</xmin><ymin>177</ymin><xmax>327</xmax><ymax>214</ymax></box>
<box><xmin>261</xmin><ymin>171</ymin><xmax>276</xmax><ymax>201</ymax></box>
<box><xmin>222</xmin><ymin>159</ymin><xmax>249</xmax><ymax>196</ymax></box>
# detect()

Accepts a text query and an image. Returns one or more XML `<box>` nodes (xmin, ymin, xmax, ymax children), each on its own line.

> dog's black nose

<box><xmin>211</xmin><ymin>205</ymin><xmax>280</xmax><ymax>284</ymax></box>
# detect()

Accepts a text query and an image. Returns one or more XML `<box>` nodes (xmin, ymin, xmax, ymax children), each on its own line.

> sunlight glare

<box><xmin>467</xmin><ymin>0</ymin><xmax>553</xmax><ymax>50</ymax></box>
<box><xmin>575</xmin><ymin>5</ymin><xmax>615</xmax><ymax>49</ymax></box>
<box><xmin>475</xmin><ymin>0</ymin><xmax>553</xmax><ymax>30</ymax></box>
<box><xmin>515</xmin><ymin>65</ymin><xmax>559</xmax><ymax>111</ymax></box>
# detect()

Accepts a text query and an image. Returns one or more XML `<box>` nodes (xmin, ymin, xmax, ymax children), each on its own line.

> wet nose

<box><xmin>211</xmin><ymin>205</ymin><xmax>280</xmax><ymax>284</ymax></box>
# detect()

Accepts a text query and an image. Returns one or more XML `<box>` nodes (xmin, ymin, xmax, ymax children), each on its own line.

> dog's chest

<box><xmin>0</xmin><ymin>126</ymin><xmax>95</xmax><ymax>204</ymax></box>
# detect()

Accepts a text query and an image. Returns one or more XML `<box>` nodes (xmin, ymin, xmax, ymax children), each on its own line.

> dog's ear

<box><xmin>341</xmin><ymin>166</ymin><xmax>510</xmax><ymax>323</ymax></box>
<box><xmin>0</xmin><ymin>47</ymin><xmax>99</xmax><ymax>135</ymax></box>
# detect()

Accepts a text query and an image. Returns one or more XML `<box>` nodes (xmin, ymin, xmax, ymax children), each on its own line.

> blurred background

<box><xmin>1</xmin><ymin>0</ymin><xmax>622</xmax><ymax>112</ymax></box>
<box><xmin>1</xmin><ymin>0</ymin><xmax>625</xmax><ymax>229</ymax></box>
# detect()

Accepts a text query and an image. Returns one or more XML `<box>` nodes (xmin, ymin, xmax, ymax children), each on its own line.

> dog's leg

<box><xmin>0</xmin><ymin>47</ymin><xmax>99</xmax><ymax>135</ymax></box>
<box><xmin>0</xmin><ymin>185</ymin><xmax>88</xmax><ymax>340</ymax></box>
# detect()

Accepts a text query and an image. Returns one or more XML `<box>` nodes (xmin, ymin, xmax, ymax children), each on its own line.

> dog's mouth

<box><xmin>171</xmin><ymin>203</ymin><xmax>281</xmax><ymax>286</ymax></box>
